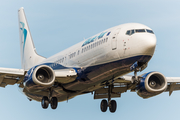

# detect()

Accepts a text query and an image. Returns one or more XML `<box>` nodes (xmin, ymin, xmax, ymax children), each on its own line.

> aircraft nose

<box><xmin>142</xmin><ymin>34</ymin><xmax>157</xmax><ymax>55</ymax></box>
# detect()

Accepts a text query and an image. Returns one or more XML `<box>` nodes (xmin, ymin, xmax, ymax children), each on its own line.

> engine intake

<box><xmin>32</xmin><ymin>65</ymin><xmax>55</xmax><ymax>86</ymax></box>
<box><xmin>143</xmin><ymin>72</ymin><xmax>167</xmax><ymax>93</ymax></box>
<box><xmin>137</xmin><ymin>72</ymin><xmax>167</xmax><ymax>98</ymax></box>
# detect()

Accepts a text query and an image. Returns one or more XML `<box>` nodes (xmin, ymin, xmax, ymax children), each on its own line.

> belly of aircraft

<box><xmin>21</xmin><ymin>55</ymin><xmax>152</xmax><ymax>102</ymax></box>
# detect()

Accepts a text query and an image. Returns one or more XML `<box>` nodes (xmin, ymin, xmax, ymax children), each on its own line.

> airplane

<box><xmin>0</xmin><ymin>7</ymin><xmax>180</xmax><ymax>113</ymax></box>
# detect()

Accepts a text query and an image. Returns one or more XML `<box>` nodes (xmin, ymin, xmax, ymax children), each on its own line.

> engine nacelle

<box><xmin>137</xmin><ymin>72</ymin><xmax>167</xmax><ymax>99</ymax></box>
<box><xmin>23</xmin><ymin>65</ymin><xmax>55</xmax><ymax>92</ymax></box>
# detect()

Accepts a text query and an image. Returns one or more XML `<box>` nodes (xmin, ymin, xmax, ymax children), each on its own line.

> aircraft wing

<box><xmin>94</xmin><ymin>75</ymin><xmax>180</xmax><ymax>99</ymax></box>
<box><xmin>0</xmin><ymin>67</ymin><xmax>77</xmax><ymax>87</ymax></box>
<box><xmin>54</xmin><ymin>69</ymin><xmax>77</xmax><ymax>84</ymax></box>
<box><xmin>0</xmin><ymin>67</ymin><xmax>25</xmax><ymax>87</ymax></box>
<box><xmin>165</xmin><ymin>77</ymin><xmax>180</xmax><ymax>96</ymax></box>
<box><xmin>114</xmin><ymin>76</ymin><xmax>180</xmax><ymax>96</ymax></box>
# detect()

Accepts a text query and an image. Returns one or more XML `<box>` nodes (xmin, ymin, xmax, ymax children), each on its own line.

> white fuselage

<box><xmin>22</xmin><ymin>23</ymin><xmax>157</xmax><ymax>102</ymax></box>
<box><xmin>42</xmin><ymin>23</ymin><xmax>156</xmax><ymax>69</ymax></box>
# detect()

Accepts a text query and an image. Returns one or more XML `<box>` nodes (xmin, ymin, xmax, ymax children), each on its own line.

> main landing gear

<box><xmin>100</xmin><ymin>85</ymin><xmax>117</xmax><ymax>113</ymax></box>
<box><xmin>41</xmin><ymin>96</ymin><xmax>58</xmax><ymax>109</ymax></box>
<box><xmin>101</xmin><ymin>99</ymin><xmax>117</xmax><ymax>113</ymax></box>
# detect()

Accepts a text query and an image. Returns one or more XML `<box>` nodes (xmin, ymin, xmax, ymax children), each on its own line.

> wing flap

<box><xmin>94</xmin><ymin>87</ymin><xmax>127</xmax><ymax>99</ymax></box>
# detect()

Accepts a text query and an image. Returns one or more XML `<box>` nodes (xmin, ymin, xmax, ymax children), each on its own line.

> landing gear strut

<box><xmin>132</xmin><ymin>69</ymin><xmax>141</xmax><ymax>84</ymax></box>
<box><xmin>41</xmin><ymin>96</ymin><xmax>58</xmax><ymax>109</ymax></box>
<box><xmin>100</xmin><ymin>85</ymin><xmax>117</xmax><ymax>113</ymax></box>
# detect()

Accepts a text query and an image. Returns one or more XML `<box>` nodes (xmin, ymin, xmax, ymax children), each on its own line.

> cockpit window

<box><xmin>146</xmin><ymin>29</ymin><xmax>154</xmax><ymax>34</ymax></box>
<box><xmin>126</xmin><ymin>30</ymin><xmax>135</xmax><ymax>36</ymax></box>
<box><xmin>131</xmin><ymin>30</ymin><xmax>135</xmax><ymax>35</ymax></box>
<box><xmin>126</xmin><ymin>29</ymin><xmax>154</xmax><ymax>36</ymax></box>
<box><xmin>126</xmin><ymin>30</ymin><xmax>130</xmax><ymax>35</ymax></box>
<box><xmin>135</xmin><ymin>29</ymin><xmax>146</xmax><ymax>33</ymax></box>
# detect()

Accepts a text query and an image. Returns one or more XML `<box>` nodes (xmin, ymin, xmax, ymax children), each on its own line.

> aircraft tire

<box><xmin>100</xmin><ymin>99</ymin><xmax>108</xmax><ymax>112</ymax></box>
<box><xmin>109</xmin><ymin>100</ymin><xmax>117</xmax><ymax>113</ymax></box>
<box><xmin>50</xmin><ymin>97</ymin><xmax>58</xmax><ymax>109</ymax></box>
<box><xmin>41</xmin><ymin>96</ymin><xmax>49</xmax><ymax>109</ymax></box>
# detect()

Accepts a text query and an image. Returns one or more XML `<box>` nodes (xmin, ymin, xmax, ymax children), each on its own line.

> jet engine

<box><xmin>23</xmin><ymin>65</ymin><xmax>55</xmax><ymax>92</ymax></box>
<box><xmin>137</xmin><ymin>72</ymin><xmax>167</xmax><ymax>98</ymax></box>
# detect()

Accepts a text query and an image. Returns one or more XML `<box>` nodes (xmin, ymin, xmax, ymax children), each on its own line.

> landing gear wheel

<box><xmin>109</xmin><ymin>100</ymin><xmax>117</xmax><ymax>113</ymax></box>
<box><xmin>50</xmin><ymin>97</ymin><xmax>58</xmax><ymax>109</ymax></box>
<box><xmin>100</xmin><ymin>99</ymin><xmax>108</xmax><ymax>112</ymax></box>
<box><xmin>41</xmin><ymin>96</ymin><xmax>49</xmax><ymax>109</ymax></box>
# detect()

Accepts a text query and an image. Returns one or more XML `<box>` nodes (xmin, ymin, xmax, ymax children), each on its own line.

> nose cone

<box><xmin>143</xmin><ymin>35</ymin><xmax>157</xmax><ymax>55</ymax></box>
<box><xmin>130</xmin><ymin>33</ymin><xmax>157</xmax><ymax>57</ymax></box>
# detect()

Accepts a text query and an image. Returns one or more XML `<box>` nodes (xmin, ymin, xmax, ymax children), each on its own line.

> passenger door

<box><xmin>111</xmin><ymin>28</ymin><xmax>120</xmax><ymax>50</ymax></box>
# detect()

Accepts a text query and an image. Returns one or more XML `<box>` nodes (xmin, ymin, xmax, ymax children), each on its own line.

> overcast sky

<box><xmin>0</xmin><ymin>1</ymin><xmax>180</xmax><ymax>120</ymax></box>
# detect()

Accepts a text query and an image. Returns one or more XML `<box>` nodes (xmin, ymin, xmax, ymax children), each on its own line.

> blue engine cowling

<box><xmin>23</xmin><ymin>65</ymin><xmax>55</xmax><ymax>92</ymax></box>
<box><xmin>137</xmin><ymin>72</ymin><xmax>167</xmax><ymax>99</ymax></box>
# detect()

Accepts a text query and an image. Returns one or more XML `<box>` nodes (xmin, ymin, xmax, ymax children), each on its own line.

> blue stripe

<box><xmin>20</xmin><ymin>22</ymin><xmax>28</xmax><ymax>56</ymax></box>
